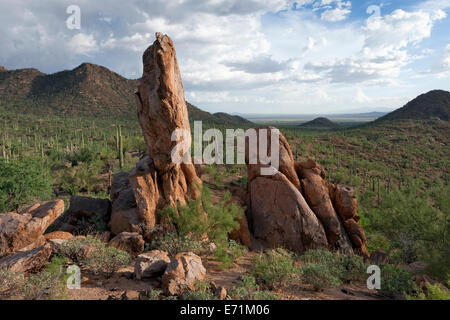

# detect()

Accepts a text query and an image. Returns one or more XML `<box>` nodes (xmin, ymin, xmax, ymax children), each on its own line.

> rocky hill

<box><xmin>300</xmin><ymin>117</ymin><xmax>340</xmax><ymax>129</ymax></box>
<box><xmin>0</xmin><ymin>63</ymin><xmax>252</xmax><ymax>125</ymax></box>
<box><xmin>376</xmin><ymin>90</ymin><xmax>450</xmax><ymax>122</ymax></box>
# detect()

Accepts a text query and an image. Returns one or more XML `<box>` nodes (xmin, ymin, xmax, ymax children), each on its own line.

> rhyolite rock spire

<box><xmin>130</xmin><ymin>33</ymin><xmax>201</xmax><ymax>229</ymax></box>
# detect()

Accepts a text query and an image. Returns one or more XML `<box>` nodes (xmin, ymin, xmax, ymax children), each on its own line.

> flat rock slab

<box><xmin>0</xmin><ymin>200</ymin><xmax>64</xmax><ymax>258</ymax></box>
<box><xmin>0</xmin><ymin>243</ymin><xmax>51</xmax><ymax>273</ymax></box>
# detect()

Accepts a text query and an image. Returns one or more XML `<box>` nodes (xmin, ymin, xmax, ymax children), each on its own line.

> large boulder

<box><xmin>135</xmin><ymin>33</ymin><xmax>201</xmax><ymax>211</ymax></box>
<box><xmin>0</xmin><ymin>200</ymin><xmax>64</xmax><ymax>258</ymax></box>
<box><xmin>108</xmin><ymin>232</ymin><xmax>145</xmax><ymax>258</ymax></box>
<box><xmin>162</xmin><ymin>252</ymin><xmax>206</xmax><ymax>296</ymax></box>
<box><xmin>134</xmin><ymin>250</ymin><xmax>171</xmax><ymax>280</ymax></box>
<box><xmin>66</xmin><ymin>195</ymin><xmax>111</xmax><ymax>226</ymax></box>
<box><xmin>295</xmin><ymin>159</ymin><xmax>353</xmax><ymax>254</ymax></box>
<box><xmin>248</xmin><ymin>172</ymin><xmax>328</xmax><ymax>254</ymax></box>
<box><xmin>0</xmin><ymin>243</ymin><xmax>51</xmax><ymax>273</ymax></box>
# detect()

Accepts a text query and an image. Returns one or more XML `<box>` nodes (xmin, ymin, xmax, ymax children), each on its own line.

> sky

<box><xmin>0</xmin><ymin>0</ymin><xmax>449</xmax><ymax>114</ymax></box>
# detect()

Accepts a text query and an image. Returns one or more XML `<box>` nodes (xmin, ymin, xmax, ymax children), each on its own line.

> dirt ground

<box><xmin>65</xmin><ymin>252</ymin><xmax>382</xmax><ymax>301</ymax></box>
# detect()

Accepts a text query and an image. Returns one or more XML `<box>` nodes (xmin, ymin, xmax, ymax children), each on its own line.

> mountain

<box><xmin>0</xmin><ymin>63</ymin><xmax>252</xmax><ymax>125</ymax></box>
<box><xmin>299</xmin><ymin>117</ymin><xmax>340</xmax><ymax>129</ymax></box>
<box><xmin>212</xmin><ymin>112</ymin><xmax>253</xmax><ymax>125</ymax></box>
<box><xmin>376</xmin><ymin>90</ymin><xmax>450</xmax><ymax>122</ymax></box>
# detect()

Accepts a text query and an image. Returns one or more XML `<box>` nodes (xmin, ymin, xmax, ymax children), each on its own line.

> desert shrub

<box><xmin>301</xmin><ymin>263</ymin><xmax>342</xmax><ymax>291</ymax></box>
<box><xmin>299</xmin><ymin>249</ymin><xmax>367</xmax><ymax>284</ymax></box>
<box><xmin>22</xmin><ymin>256</ymin><xmax>68</xmax><ymax>300</ymax></box>
<box><xmin>84</xmin><ymin>246</ymin><xmax>130</xmax><ymax>278</ymax></box>
<box><xmin>66</xmin><ymin>147</ymin><xmax>101</xmax><ymax>166</ymax></box>
<box><xmin>182</xmin><ymin>281</ymin><xmax>217</xmax><ymax>300</ymax></box>
<box><xmin>0</xmin><ymin>268</ymin><xmax>25</xmax><ymax>299</ymax></box>
<box><xmin>363</xmin><ymin>185</ymin><xmax>448</xmax><ymax>265</ymax></box>
<box><xmin>58</xmin><ymin>236</ymin><xmax>104</xmax><ymax>264</ymax></box>
<box><xmin>0</xmin><ymin>157</ymin><xmax>53</xmax><ymax>212</ymax></box>
<box><xmin>60</xmin><ymin>162</ymin><xmax>101</xmax><ymax>195</ymax></box>
<box><xmin>341</xmin><ymin>254</ymin><xmax>368</xmax><ymax>283</ymax></box>
<box><xmin>407</xmin><ymin>283</ymin><xmax>450</xmax><ymax>300</ymax></box>
<box><xmin>379</xmin><ymin>264</ymin><xmax>418</xmax><ymax>298</ymax></box>
<box><xmin>228</xmin><ymin>275</ymin><xmax>278</xmax><ymax>300</ymax></box>
<box><xmin>366</xmin><ymin>233</ymin><xmax>390</xmax><ymax>254</ymax></box>
<box><xmin>160</xmin><ymin>185</ymin><xmax>242</xmax><ymax>268</ymax></box>
<box><xmin>251</xmin><ymin>249</ymin><xmax>300</xmax><ymax>290</ymax></box>
<box><xmin>150</xmin><ymin>232</ymin><xmax>206</xmax><ymax>255</ymax></box>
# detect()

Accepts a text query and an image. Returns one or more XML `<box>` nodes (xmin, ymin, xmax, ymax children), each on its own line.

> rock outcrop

<box><xmin>109</xmin><ymin>33</ymin><xmax>202</xmax><ymax>235</ymax></box>
<box><xmin>244</xmin><ymin>127</ymin><xmax>368</xmax><ymax>257</ymax></box>
<box><xmin>0</xmin><ymin>200</ymin><xmax>64</xmax><ymax>258</ymax></box>
<box><xmin>162</xmin><ymin>252</ymin><xmax>206</xmax><ymax>296</ymax></box>
<box><xmin>245</xmin><ymin>128</ymin><xmax>328</xmax><ymax>253</ymax></box>
<box><xmin>135</xmin><ymin>33</ymin><xmax>201</xmax><ymax>210</ymax></box>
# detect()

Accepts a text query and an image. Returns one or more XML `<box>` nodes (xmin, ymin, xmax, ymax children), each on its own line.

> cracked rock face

<box><xmin>295</xmin><ymin>159</ymin><xmax>353</xmax><ymax>255</ymax></box>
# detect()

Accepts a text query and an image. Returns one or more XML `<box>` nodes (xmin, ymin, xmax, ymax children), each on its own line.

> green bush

<box><xmin>341</xmin><ymin>254</ymin><xmax>368</xmax><ymax>283</ymax></box>
<box><xmin>300</xmin><ymin>249</ymin><xmax>367</xmax><ymax>284</ymax></box>
<box><xmin>251</xmin><ymin>249</ymin><xmax>300</xmax><ymax>290</ymax></box>
<box><xmin>22</xmin><ymin>256</ymin><xmax>68</xmax><ymax>300</ymax></box>
<box><xmin>181</xmin><ymin>281</ymin><xmax>217</xmax><ymax>300</ymax></box>
<box><xmin>228</xmin><ymin>275</ymin><xmax>278</xmax><ymax>300</ymax></box>
<box><xmin>301</xmin><ymin>263</ymin><xmax>342</xmax><ymax>291</ymax></box>
<box><xmin>379</xmin><ymin>264</ymin><xmax>418</xmax><ymax>297</ymax></box>
<box><xmin>58</xmin><ymin>236</ymin><xmax>104</xmax><ymax>264</ymax></box>
<box><xmin>84</xmin><ymin>246</ymin><xmax>130</xmax><ymax>278</ymax></box>
<box><xmin>0</xmin><ymin>157</ymin><xmax>53</xmax><ymax>212</ymax></box>
<box><xmin>160</xmin><ymin>185</ymin><xmax>243</xmax><ymax>268</ymax></box>
<box><xmin>407</xmin><ymin>283</ymin><xmax>450</xmax><ymax>300</ymax></box>
<box><xmin>150</xmin><ymin>232</ymin><xmax>205</xmax><ymax>255</ymax></box>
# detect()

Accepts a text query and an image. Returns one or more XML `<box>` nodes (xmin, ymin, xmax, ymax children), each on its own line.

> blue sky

<box><xmin>0</xmin><ymin>0</ymin><xmax>449</xmax><ymax>114</ymax></box>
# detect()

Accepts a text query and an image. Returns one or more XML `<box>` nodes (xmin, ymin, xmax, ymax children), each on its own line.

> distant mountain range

<box><xmin>0</xmin><ymin>64</ymin><xmax>448</xmax><ymax>126</ymax></box>
<box><xmin>376</xmin><ymin>90</ymin><xmax>450</xmax><ymax>123</ymax></box>
<box><xmin>0</xmin><ymin>63</ymin><xmax>251</xmax><ymax>125</ymax></box>
<box><xmin>236</xmin><ymin>111</ymin><xmax>388</xmax><ymax>118</ymax></box>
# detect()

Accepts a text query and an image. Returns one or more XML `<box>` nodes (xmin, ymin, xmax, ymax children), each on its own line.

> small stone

<box><xmin>216</xmin><ymin>287</ymin><xmax>227</xmax><ymax>300</ymax></box>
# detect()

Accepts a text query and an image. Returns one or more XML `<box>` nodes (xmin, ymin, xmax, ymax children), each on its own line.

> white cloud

<box><xmin>0</xmin><ymin>0</ymin><xmax>447</xmax><ymax>114</ymax></box>
<box><xmin>321</xmin><ymin>7</ymin><xmax>351</xmax><ymax>22</ymax></box>
<box><xmin>68</xmin><ymin>34</ymin><xmax>98</xmax><ymax>55</ymax></box>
